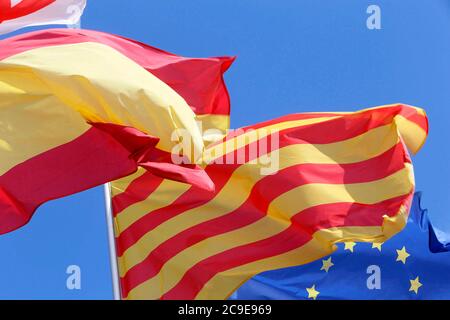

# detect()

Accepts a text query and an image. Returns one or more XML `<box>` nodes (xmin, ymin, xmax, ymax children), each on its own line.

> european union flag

<box><xmin>231</xmin><ymin>193</ymin><xmax>450</xmax><ymax>300</ymax></box>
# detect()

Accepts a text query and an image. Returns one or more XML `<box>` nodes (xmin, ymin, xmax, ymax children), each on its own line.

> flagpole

<box><xmin>103</xmin><ymin>183</ymin><xmax>121</xmax><ymax>300</ymax></box>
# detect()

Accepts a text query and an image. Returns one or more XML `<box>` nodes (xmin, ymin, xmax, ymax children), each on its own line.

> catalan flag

<box><xmin>111</xmin><ymin>103</ymin><xmax>428</xmax><ymax>300</ymax></box>
<box><xmin>0</xmin><ymin>28</ymin><xmax>233</xmax><ymax>234</ymax></box>
<box><xmin>231</xmin><ymin>193</ymin><xmax>450</xmax><ymax>300</ymax></box>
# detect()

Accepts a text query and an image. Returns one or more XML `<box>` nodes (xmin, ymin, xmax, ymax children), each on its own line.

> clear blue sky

<box><xmin>0</xmin><ymin>0</ymin><xmax>448</xmax><ymax>299</ymax></box>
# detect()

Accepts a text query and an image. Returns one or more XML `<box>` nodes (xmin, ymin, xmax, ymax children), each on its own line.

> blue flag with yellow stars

<box><xmin>231</xmin><ymin>192</ymin><xmax>450</xmax><ymax>300</ymax></box>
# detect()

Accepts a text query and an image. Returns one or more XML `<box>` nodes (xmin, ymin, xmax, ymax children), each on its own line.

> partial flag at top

<box><xmin>0</xmin><ymin>0</ymin><xmax>86</xmax><ymax>35</ymax></box>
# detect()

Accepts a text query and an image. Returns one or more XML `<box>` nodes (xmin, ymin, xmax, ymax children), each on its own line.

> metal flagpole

<box><xmin>103</xmin><ymin>183</ymin><xmax>121</xmax><ymax>300</ymax></box>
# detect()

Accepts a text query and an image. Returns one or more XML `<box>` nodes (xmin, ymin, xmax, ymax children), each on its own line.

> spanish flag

<box><xmin>0</xmin><ymin>28</ymin><xmax>234</xmax><ymax>234</ymax></box>
<box><xmin>111</xmin><ymin>104</ymin><xmax>428</xmax><ymax>299</ymax></box>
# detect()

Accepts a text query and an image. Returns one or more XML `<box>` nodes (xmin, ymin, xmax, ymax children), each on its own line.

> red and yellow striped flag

<box><xmin>112</xmin><ymin>104</ymin><xmax>428</xmax><ymax>299</ymax></box>
<box><xmin>0</xmin><ymin>29</ymin><xmax>233</xmax><ymax>234</ymax></box>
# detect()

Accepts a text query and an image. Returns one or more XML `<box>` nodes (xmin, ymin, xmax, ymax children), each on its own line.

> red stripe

<box><xmin>112</xmin><ymin>172</ymin><xmax>164</xmax><ymax>216</ymax></box>
<box><xmin>120</xmin><ymin>143</ymin><xmax>408</xmax><ymax>296</ymax></box>
<box><xmin>0</xmin><ymin>28</ymin><xmax>234</xmax><ymax>116</ymax></box>
<box><xmin>213</xmin><ymin>104</ymin><xmax>426</xmax><ymax>146</ymax></box>
<box><xmin>0</xmin><ymin>126</ymin><xmax>143</xmax><ymax>235</ymax></box>
<box><xmin>398</xmin><ymin>108</ymin><xmax>428</xmax><ymax>133</ymax></box>
<box><xmin>116</xmin><ymin>108</ymin><xmax>407</xmax><ymax>255</ymax></box>
<box><xmin>207</xmin><ymin>112</ymin><xmax>340</xmax><ymax>148</ymax></box>
<box><xmin>160</xmin><ymin>193</ymin><xmax>412</xmax><ymax>299</ymax></box>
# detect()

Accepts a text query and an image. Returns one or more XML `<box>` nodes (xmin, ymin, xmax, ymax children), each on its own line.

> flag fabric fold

<box><xmin>409</xmin><ymin>192</ymin><xmax>450</xmax><ymax>253</ymax></box>
<box><xmin>111</xmin><ymin>103</ymin><xmax>428</xmax><ymax>300</ymax></box>
<box><xmin>0</xmin><ymin>28</ymin><xmax>234</xmax><ymax>234</ymax></box>
<box><xmin>231</xmin><ymin>192</ymin><xmax>450</xmax><ymax>300</ymax></box>
<box><xmin>0</xmin><ymin>0</ymin><xmax>87</xmax><ymax>35</ymax></box>
<box><xmin>89</xmin><ymin>122</ymin><xmax>215</xmax><ymax>192</ymax></box>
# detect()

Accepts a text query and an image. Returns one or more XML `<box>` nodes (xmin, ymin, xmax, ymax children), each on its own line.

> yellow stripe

<box><xmin>0</xmin><ymin>81</ymin><xmax>89</xmax><ymax>175</ymax></box>
<box><xmin>416</xmin><ymin>108</ymin><xmax>426</xmax><ymax>117</ymax></box>
<box><xmin>0</xmin><ymin>42</ymin><xmax>204</xmax><ymax>164</ymax></box>
<box><xmin>266</xmin><ymin>163</ymin><xmax>413</xmax><ymax>223</ymax></box>
<box><xmin>395</xmin><ymin>115</ymin><xmax>427</xmax><ymax>154</ymax></box>
<box><xmin>118</xmin><ymin>123</ymin><xmax>401</xmax><ymax>276</ymax></box>
<box><xmin>114</xmin><ymin>179</ymin><xmax>190</xmax><ymax>235</ymax></box>
<box><xmin>126</xmin><ymin>165</ymin><xmax>413</xmax><ymax>299</ymax></box>
<box><xmin>202</xmin><ymin>116</ymin><xmax>338</xmax><ymax>164</ymax></box>
<box><xmin>111</xmin><ymin>169</ymin><xmax>148</xmax><ymax>197</ymax></box>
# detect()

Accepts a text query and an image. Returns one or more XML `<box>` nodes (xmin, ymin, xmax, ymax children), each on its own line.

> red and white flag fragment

<box><xmin>0</xmin><ymin>0</ymin><xmax>86</xmax><ymax>35</ymax></box>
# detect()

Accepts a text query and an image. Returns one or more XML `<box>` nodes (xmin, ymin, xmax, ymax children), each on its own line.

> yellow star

<box><xmin>372</xmin><ymin>242</ymin><xmax>383</xmax><ymax>252</ymax></box>
<box><xmin>409</xmin><ymin>276</ymin><xmax>422</xmax><ymax>294</ymax></box>
<box><xmin>344</xmin><ymin>242</ymin><xmax>356</xmax><ymax>252</ymax></box>
<box><xmin>306</xmin><ymin>285</ymin><xmax>320</xmax><ymax>300</ymax></box>
<box><xmin>396</xmin><ymin>246</ymin><xmax>410</xmax><ymax>264</ymax></box>
<box><xmin>320</xmin><ymin>257</ymin><xmax>334</xmax><ymax>272</ymax></box>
